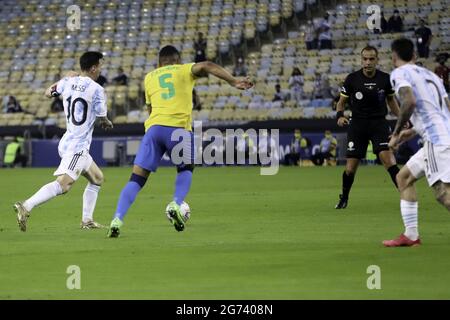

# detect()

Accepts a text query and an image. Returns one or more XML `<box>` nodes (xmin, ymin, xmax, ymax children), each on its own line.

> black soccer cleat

<box><xmin>335</xmin><ymin>194</ymin><xmax>348</xmax><ymax>209</ymax></box>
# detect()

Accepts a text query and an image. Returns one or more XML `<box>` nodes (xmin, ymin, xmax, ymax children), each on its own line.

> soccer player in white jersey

<box><xmin>13</xmin><ymin>51</ymin><xmax>113</xmax><ymax>232</ymax></box>
<box><xmin>384</xmin><ymin>38</ymin><xmax>450</xmax><ymax>247</ymax></box>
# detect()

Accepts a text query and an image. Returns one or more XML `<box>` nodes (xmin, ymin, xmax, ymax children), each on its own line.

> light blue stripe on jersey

<box><xmin>395</xmin><ymin>65</ymin><xmax>450</xmax><ymax>146</ymax></box>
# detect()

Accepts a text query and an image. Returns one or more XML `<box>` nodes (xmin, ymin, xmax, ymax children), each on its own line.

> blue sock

<box><xmin>174</xmin><ymin>171</ymin><xmax>192</xmax><ymax>205</ymax></box>
<box><xmin>114</xmin><ymin>181</ymin><xmax>143</xmax><ymax>221</ymax></box>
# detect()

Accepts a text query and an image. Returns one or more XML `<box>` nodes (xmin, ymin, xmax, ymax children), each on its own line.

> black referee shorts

<box><xmin>346</xmin><ymin>118</ymin><xmax>392</xmax><ymax>159</ymax></box>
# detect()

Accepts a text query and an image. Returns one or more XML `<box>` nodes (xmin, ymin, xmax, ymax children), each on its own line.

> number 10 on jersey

<box><xmin>66</xmin><ymin>96</ymin><xmax>88</xmax><ymax>126</ymax></box>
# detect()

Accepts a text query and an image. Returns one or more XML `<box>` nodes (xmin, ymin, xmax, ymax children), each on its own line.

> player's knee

<box><xmin>130</xmin><ymin>173</ymin><xmax>147</xmax><ymax>188</ymax></box>
<box><xmin>345</xmin><ymin>168</ymin><xmax>356</xmax><ymax>176</ymax></box>
<box><xmin>396</xmin><ymin>171</ymin><xmax>411</xmax><ymax>191</ymax></box>
<box><xmin>92</xmin><ymin>171</ymin><xmax>104</xmax><ymax>186</ymax></box>
<box><xmin>56</xmin><ymin>176</ymin><xmax>73</xmax><ymax>194</ymax></box>
<box><xmin>177</xmin><ymin>164</ymin><xmax>194</xmax><ymax>173</ymax></box>
<box><xmin>345</xmin><ymin>160</ymin><xmax>358</xmax><ymax>175</ymax></box>
<box><xmin>396</xmin><ymin>174</ymin><xmax>404</xmax><ymax>189</ymax></box>
<box><xmin>59</xmin><ymin>181</ymin><xmax>72</xmax><ymax>194</ymax></box>
<box><xmin>435</xmin><ymin>190</ymin><xmax>450</xmax><ymax>211</ymax></box>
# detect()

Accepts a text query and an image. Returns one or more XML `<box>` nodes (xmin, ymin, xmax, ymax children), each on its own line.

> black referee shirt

<box><xmin>340</xmin><ymin>69</ymin><xmax>395</xmax><ymax>119</ymax></box>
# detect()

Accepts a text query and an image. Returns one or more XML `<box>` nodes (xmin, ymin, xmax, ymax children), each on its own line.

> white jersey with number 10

<box><xmin>55</xmin><ymin>76</ymin><xmax>107</xmax><ymax>157</ymax></box>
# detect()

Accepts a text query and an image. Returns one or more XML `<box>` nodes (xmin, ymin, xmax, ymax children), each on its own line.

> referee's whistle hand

<box><xmin>337</xmin><ymin>117</ymin><xmax>349</xmax><ymax>127</ymax></box>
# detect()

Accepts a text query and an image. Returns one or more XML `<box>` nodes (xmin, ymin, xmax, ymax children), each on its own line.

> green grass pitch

<box><xmin>1</xmin><ymin>166</ymin><xmax>450</xmax><ymax>299</ymax></box>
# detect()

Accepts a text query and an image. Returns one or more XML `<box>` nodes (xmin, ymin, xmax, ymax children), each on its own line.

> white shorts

<box><xmin>406</xmin><ymin>141</ymin><xmax>450</xmax><ymax>186</ymax></box>
<box><xmin>53</xmin><ymin>150</ymin><xmax>93</xmax><ymax>181</ymax></box>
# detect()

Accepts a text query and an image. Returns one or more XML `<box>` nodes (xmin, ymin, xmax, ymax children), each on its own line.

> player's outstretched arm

<box><xmin>45</xmin><ymin>83</ymin><xmax>59</xmax><ymax>98</ymax></box>
<box><xmin>44</xmin><ymin>71</ymin><xmax>79</xmax><ymax>98</ymax></box>
<box><xmin>191</xmin><ymin>61</ymin><xmax>253</xmax><ymax>90</ymax></box>
<box><xmin>336</xmin><ymin>95</ymin><xmax>349</xmax><ymax>126</ymax></box>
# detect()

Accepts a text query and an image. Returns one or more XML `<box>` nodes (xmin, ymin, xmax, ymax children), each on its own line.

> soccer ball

<box><xmin>166</xmin><ymin>201</ymin><xmax>191</xmax><ymax>223</ymax></box>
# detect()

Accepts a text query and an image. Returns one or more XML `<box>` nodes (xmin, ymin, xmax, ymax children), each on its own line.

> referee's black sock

<box><xmin>387</xmin><ymin>165</ymin><xmax>400</xmax><ymax>189</ymax></box>
<box><xmin>342</xmin><ymin>171</ymin><xmax>355</xmax><ymax>199</ymax></box>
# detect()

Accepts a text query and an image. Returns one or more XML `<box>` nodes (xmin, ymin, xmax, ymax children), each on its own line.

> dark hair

<box><xmin>391</xmin><ymin>38</ymin><xmax>414</xmax><ymax>62</ymax></box>
<box><xmin>292</xmin><ymin>67</ymin><xmax>302</xmax><ymax>75</ymax></box>
<box><xmin>79</xmin><ymin>51</ymin><xmax>103</xmax><ymax>71</ymax></box>
<box><xmin>159</xmin><ymin>45</ymin><xmax>180</xmax><ymax>60</ymax></box>
<box><xmin>361</xmin><ymin>45</ymin><xmax>378</xmax><ymax>57</ymax></box>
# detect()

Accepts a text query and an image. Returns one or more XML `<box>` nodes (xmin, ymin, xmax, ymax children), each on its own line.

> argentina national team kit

<box><xmin>53</xmin><ymin>76</ymin><xmax>107</xmax><ymax>180</ymax></box>
<box><xmin>391</xmin><ymin>64</ymin><xmax>450</xmax><ymax>186</ymax></box>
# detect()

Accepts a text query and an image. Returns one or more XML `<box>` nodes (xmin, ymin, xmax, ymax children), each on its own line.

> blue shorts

<box><xmin>134</xmin><ymin>125</ymin><xmax>194</xmax><ymax>172</ymax></box>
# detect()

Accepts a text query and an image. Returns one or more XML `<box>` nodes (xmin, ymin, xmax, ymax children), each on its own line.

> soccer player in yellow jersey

<box><xmin>108</xmin><ymin>45</ymin><xmax>253</xmax><ymax>237</ymax></box>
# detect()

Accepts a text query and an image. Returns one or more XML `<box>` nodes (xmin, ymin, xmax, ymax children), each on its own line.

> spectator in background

<box><xmin>3</xmin><ymin>137</ymin><xmax>27</xmax><ymax>168</ymax></box>
<box><xmin>435</xmin><ymin>53</ymin><xmax>450</xmax><ymax>93</ymax></box>
<box><xmin>50</xmin><ymin>96</ymin><xmax>64</xmax><ymax>112</ymax></box>
<box><xmin>285</xmin><ymin>129</ymin><xmax>311</xmax><ymax>166</ymax></box>
<box><xmin>193</xmin><ymin>88</ymin><xmax>202</xmax><ymax>111</ymax></box>
<box><xmin>96</xmin><ymin>74</ymin><xmax>108</xmax><ymax>87</ymax></box>
<box><xmin>194</xmin><ymin>32</ymin><xmax>207</xmax><ymax>63</ymax></box>
<box><xmin>304</xmin><ymin>20</ymin><xmax>317</xmax><ymax>50</ymax></box>
<box><xmin>233</xmin><ymin>57</ymin><xmax>248</xmax><ymax>77</ymax></box>
<box><xmin>5</xmin><ymin>96</ymin><xmax>23</xmax><ymax>113</ymax></box>
<box><xmin>388</xmin><ymin>9</ymin><xmax>403</xmax><ymax>33</ymax></box>
<box><xmin>374</xmin><ymin>12</ymin><xmax>388</xmax><ymax>34</ymax></box>
<box><xmin>318</xmin><ymin>14</ymin><xmax>332</xmax><ymax>50</ymax></box>
<box><xmin>331</xmin><ymin>81</ymin><xmax>345</xmax><ymax>110</ymax></box>
<box><xmin>289</xmin><ymin>67</ymin><xmax>304</xmax><ymax>105</ymax></box>
<box><xmin>311</xmin><ymin>130</ymin><xmax>337</xmax><ymax>166</ymax></box>
<box><xmin>235</xmin><ymin>132</ymin><xmax>257</xmax><ymax>164</ymax></box>
<box><xmin>112</xmin><ymin>67</ymin><xmax>128</xmax><ymax>85</ymax></box>
<box><xmin>415</xmin><ymin>19</ymin><xmax>433</xmax><ymax>58</ymax></box>
<box><xmin>312</xmin><ymin>71</ymin><xmax>332</xmax><ymax>99</ymax></box>
<box><xmin>273</xmin><ymin>83</ymin><xmax>289</xmax><ymax>103</ymax></box>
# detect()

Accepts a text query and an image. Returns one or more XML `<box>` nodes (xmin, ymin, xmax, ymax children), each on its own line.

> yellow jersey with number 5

<box><xmin>144</xmin><ymin>63</ymin><xmax>196</xmax><ymax>132</ymax></box>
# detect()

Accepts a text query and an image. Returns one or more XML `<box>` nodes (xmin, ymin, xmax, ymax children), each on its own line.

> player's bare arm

<box><xmin>44</xmin><ymin>70</ymin><xmax>79</xmax><ymax>98</ymax></box>
<box><xmin>97</xmin><ymin>116</ymin><xmax>113</xmax><ymax>130</ymax></box>
<box><xmin>386</xmin><ymin>94</ymin><xmax>401</xmax><ymax>117</ymax></box>
<box><xmin>446</xmin><ymin>97</ymin><xmax>450</xmax><ymax>113</ymax></box>
<box><xmin>191</xmin><ymin>61</ymin><xmax>253</xmax><ymax>90</ymax></box>
<box><xmin>389</xmin><ymin>87</ymin><xmax>417</xmax><ymax>149</ymax></box>
<box><xmin>393</xmin><ymin>86</ymin><xmax>417</xmax><ymax>135</ymax></box>
<box><xmin>146</xmin><ymin>103</ymin><xmax>152</xmax><ymax>116</ymax></box>
<box><xmin>390</xmin><ymin>128</ymin><xmax>417</xmax><ymax>151</ymax></box>
<box><xmin>336</xmin><ymin>94</ymin><xmax>349</xmax><ymax>126</ymax></box>
<box><xmin>44</xmin><ymin>82</ymin><xmax>59</xmax><ymax>98</ymax></box>
<box><xmin>398</xmin><ymin>128</ymin><xmax>417</xmax><ymax>143</ymax></box>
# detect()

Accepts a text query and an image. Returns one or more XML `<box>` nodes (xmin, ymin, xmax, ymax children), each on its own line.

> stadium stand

<box><xmin>0</xmin><ymin>0</ymin><xmax>449</xmax><ymax>128</ymax></box>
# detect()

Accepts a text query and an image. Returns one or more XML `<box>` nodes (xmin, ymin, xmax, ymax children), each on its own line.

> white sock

<box><xmin>23</xmin><ymin>181</ymin><xmax>63</xmax><ymax>212</ymax></box>
<box><xmin>82</xmin><ymin>183</ymin><xmax>101</xmax><ymax>223</ymax></box>
<box><xmin>401</xmin><ymin>199</ymin><xmax>419</xmax><ymax>240</ymax></box>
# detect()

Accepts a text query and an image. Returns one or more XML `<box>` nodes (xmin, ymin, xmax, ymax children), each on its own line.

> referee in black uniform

<box><xmin>335</xmin><ymin>45</ymin><xmax>401</xmax><ymax>209</ymax></box>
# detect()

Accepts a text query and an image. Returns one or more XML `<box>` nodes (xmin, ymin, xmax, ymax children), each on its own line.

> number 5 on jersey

<box><xmin>159</xmin><ymin>74</ymin><xmax>175</xmax><ymax>100</ymax></box>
